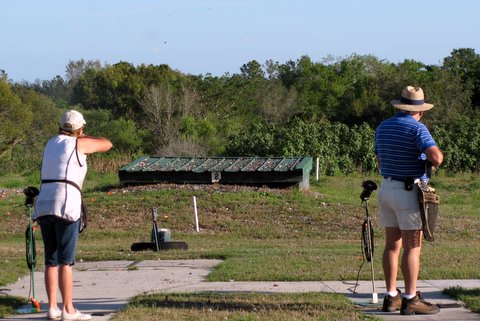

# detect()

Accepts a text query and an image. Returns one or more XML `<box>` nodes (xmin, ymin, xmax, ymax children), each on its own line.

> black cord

<box><xmin>353</xmin><ymin>231</ymin><xmax>367</xmax><ymax>294</ymax></box>
<box><xmin>354</xmin><ymin>203</ymin><xmax>373</xmax><ymax>294</ymax></box>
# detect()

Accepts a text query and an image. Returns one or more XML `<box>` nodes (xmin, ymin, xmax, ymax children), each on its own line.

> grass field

<box><xmin>1</xmin><ymin>172</ymin><xmax>479</xmax><ymax>319</ymax></box>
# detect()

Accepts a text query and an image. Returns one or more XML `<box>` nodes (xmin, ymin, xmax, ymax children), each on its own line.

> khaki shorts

<box><xmin>378</xmin><ymin>178</ymin><xmax>422</xmax><ymax>230</ymax></box>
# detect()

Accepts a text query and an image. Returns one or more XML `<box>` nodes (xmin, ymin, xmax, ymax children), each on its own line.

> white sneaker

<box><xmin>61</xmin><ymin>309</ymin><xmax>92</xmax><ymax>321</ymax></box>
<box><xmin>47</xmin><ymin>307</ymin><xmax>62</xmax><ymax>320</ymax></box>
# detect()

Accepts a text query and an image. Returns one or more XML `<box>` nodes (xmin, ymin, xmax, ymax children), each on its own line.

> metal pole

<box><xmin>193</xmin><ymin>196</ymin><xmax>199</xmax><ymax>232</ymax></box>
<box><xmin>365</xmin><ymin>200</ymin><xmax>378</xmax><ymax>303</ymax></box>
<box><xmin>28</xmin><ymin>204</ymin><xmax>40</xmax><ymax>311</ymax></box>
<box><xmin>28</xmin><ymin>205</ymin><xmax>35</xmax><ymax>299</ymax></box>
<box><xmin>151</xmin><ymin>208</ymin><xmax>160</xmax><ymax>251</ymax></box>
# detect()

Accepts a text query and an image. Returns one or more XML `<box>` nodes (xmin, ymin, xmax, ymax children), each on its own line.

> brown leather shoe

<box><xmin>400</xmin><ymin>291</ymin><xmax>440</xmax><ymax>315</ymax></box>
<box><xmin>382</xmin><ymin>289</ymin><xmax>402</xmax><ymax>312</ymax></box>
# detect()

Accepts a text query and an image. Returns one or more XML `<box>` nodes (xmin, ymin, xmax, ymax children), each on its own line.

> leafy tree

<box><xmin>106</xmin><ymin>118</ymin><xmax>146</xmax><ymax>154</ymax></box>
<box><xmin>331</xmin><ymin>55</ymin><xmax>388</xmax><ymax>126</ymax></box>
<box><xmin>196</xmin><ymin>73</ymin><xmax>263</xmax><ymax>131</ymax></box>
<box><xmin>277</xmin><ymin>59</ymin><xmax>301</xmax><ymax>89</ymax></box>
<box><xmin>7</xmin><ymin>86</ymin><xmax>60</xmax><ymax>173</ymax></box>
<box><xmin>28</xmin><ymin>75</ymin><xmax>72</xmax><ymax>106</ymax></box>
<box><xmin>178</xmin><ymin>116</ymin><xmax>219</xmax><ymax>155</ymax></box>
<box><xmin>442</xmin><ymin>48</ymin><xmax>480</xmax><ymax>112</ymax></box>
<box><xmin>257</xmin><ymin>79</ymin><xmax>298</xmax><ymax>124</ymax></box>
<box><xmin>240</xmin><ymin>60</ymin><xmax>265</xmax><ymax>79</ymax></box>
<box><xmin>395</xmin><ymin>59</ymin><xmax>430</xmax><ymax>85</ymax></box>
<box><xmin>137</xmin><ymin>63</ymin><xmax>183</xmax><ymax>87</ymax></box>
<box><xmin>264</xmin><ymin>59</ymin><xmax>281</xmax><ymax>80</ymax></box>
<box><xmin>12</xmin><ymin>85</ymin><xmax>60</xmax><ymax>142</ymax></box>
<box><xmin>180</xmin><ymin>116</ymin><xmax>216</xmax><ymax>141</ymax></box>
<box><xmin>65</xmin><ymin>59</ymin><xmax>103</xmax><ymax>84</ymax></box>
<box><xmin>0</xmin><ymin>79</ymin><xmax>33</xmax><ymax>161</ymax></box>
<box><xmin>72</xmin><ymin>61</ymin><xmax>145</xmax><ymax>118</ymax></box>
<box><xmin>278</xmin><ymin>55</ymin><xmax>348</xmax><ymax>121</ymax></box>
<box><xmin>79</xmin><ymin>109</ymin><xmax>145</xmax><ymax>154</ymax></box>
<box><xmin>5</xmin><ymin>50</ymin><xmax>480</xmax><ymax>174</ymax></box>
<box><xmin>421</xmin><ymin>64</ymin><xmax>471</xmax><ymax>127</ymax></box>
<box><xmin>72</xmin><ymin>62</ymin><xmax>191</xmax><ymax>121</ymax></box>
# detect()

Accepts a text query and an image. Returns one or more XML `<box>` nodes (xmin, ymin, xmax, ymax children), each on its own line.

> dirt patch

<box><xmin>0</xmin><ymin>188</ymin><xmax>23</xmax><ymax>200</ymax></box>
<box><xmin>106</xmin><ymin>183</ymin><xmax>295</xmax><ymax>195</ymax></box>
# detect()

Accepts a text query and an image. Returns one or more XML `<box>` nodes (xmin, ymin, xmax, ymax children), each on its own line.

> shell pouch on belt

<box><xmin>417</xmin><ymin>181</ymin><xmax>440</xmax><ymax>241</ymax></box>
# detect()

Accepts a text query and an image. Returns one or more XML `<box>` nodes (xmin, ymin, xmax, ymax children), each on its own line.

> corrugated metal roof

<box><xmin>119</xmin><ymin>156</ymin><xmax>312</xmax><ymax>189</ymax></box>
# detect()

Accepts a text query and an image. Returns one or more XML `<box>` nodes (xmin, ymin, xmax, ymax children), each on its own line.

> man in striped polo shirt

<box><xmin>375</xmin><ymin>86</ymin><xmax>444</xmax><ymax>315</ymax></box>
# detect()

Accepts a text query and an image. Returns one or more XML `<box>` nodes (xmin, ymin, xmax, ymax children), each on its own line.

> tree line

<box><xmin>1</xmin><ymin>48</ymin><xmax>479</xmax><ymax>175</ymax></box>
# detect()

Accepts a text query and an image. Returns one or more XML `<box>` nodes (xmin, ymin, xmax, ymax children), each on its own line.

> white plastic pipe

<box><xmin>193</xmin><ymin>196</ymin><xmax>199</xmax><ymax>232</ymax></box>
<box><xmin>316</xmin><ymin>157</ymin><xmax>319</xmax><ymax>181</ymax></box>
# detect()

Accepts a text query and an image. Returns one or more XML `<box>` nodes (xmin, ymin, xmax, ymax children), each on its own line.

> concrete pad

<box><xmin>336</xmin><ymin>280</ymin><xmax>480</xmax><ymax>321</ymax></box>
<box><xmin>2</xmin><ymin>260</ymin><xmax>221</xmax><ymax>321</ymax></box>
<box><xmin>2</xmin><ymin>260</ymin><xmax>480</xmax><ymax>321</ymax></box>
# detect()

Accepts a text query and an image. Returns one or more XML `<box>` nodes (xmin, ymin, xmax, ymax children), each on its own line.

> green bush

<box><xmin>225</xmin><ymin>118</ymin><xmax>377</xmax><ymax>175</ymax></box>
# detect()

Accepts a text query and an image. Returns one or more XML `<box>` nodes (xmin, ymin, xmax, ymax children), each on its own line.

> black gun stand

<box><xmin>361</xmin><ymin>196</ymin><xmax>377</xmax><ymax>303</ymax></box>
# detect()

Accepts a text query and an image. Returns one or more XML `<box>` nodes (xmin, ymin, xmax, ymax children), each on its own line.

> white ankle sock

<box><xmin>403</xmin><ymin>293</ymin><xmax>416</xmax><ymax>300</ymax></box>
<box><xmin>387</xmin><ymin>291</ymin><xmax>398</xmax><ymax>297</ymax></box>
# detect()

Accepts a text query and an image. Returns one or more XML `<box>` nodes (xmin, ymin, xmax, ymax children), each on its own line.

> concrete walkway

<box><xmin>2</xmin><ymin>260</ymin><xmax>480</xmax><ymax>321</ymax></box>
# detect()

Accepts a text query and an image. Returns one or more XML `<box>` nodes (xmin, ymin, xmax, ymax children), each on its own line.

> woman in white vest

<box><xmin>34</xmin><ymin>110</ymin><xmax>112</xmax><ymax>321</ymax></box>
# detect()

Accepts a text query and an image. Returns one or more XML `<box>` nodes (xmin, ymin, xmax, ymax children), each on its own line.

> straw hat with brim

<box><xmin>390</xmin><ymin>86</ymin><xmax>434</xmax><ymax>111</ymax></box>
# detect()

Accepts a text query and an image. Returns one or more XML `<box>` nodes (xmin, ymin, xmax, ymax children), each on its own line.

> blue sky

<box><xmin>1</xmin><ymin>0</ymin><xmax>480</xmax><ymax>82</ymax></box>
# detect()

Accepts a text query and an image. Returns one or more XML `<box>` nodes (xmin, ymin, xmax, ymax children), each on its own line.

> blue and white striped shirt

<box><xmin>375</xmin><ymin>112</ymin><xmax>437</xmax><ymax>178</ymax></box>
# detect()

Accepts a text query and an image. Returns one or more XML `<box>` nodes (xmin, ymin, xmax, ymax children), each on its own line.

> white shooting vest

<box><xmin>34</xmin><ymin>135</ymin><xmax>87</xmax><ymax>222</ymax></box>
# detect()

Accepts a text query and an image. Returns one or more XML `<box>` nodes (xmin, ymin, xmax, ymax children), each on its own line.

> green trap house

<box><xmin>119</xmin><ymin>156</ymin><xmax>313</xmax><ymax>189</ymax></box>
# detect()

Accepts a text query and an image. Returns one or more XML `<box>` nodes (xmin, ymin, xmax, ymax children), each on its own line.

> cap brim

<box><xmin>390</xmin><ymin>100</ymin><xmax>434</xmax><ymax>111</ymax></box>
